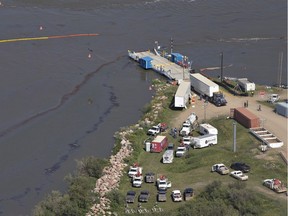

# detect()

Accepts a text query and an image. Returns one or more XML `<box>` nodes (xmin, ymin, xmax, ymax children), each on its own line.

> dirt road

<box><xmin>171</xmin><ymin>88</ymin><xmax>288</xmax><ymax>160</ymax></box>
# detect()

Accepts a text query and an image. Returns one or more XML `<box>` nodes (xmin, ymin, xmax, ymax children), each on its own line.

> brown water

<box><xmin>0</xmin><ymin>0</ymin><xmax>286</xmax><ymax>215</ymax></box>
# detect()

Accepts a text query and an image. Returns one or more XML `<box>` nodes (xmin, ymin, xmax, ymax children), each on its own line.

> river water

<box><xmin>0</xmin><ymin>0</ymin><xmax>286</xmax><ymax>215</ymax></box>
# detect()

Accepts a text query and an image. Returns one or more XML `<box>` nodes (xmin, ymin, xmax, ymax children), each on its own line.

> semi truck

<box><xmin>174</xmin><ymin>81</ymin><xmax>191</xmax><ymax>108</ymax></box>
<box><xmin>190</xmin><ymin>73</ymin><xmax>227</xmax><ymax>106</ymax></box>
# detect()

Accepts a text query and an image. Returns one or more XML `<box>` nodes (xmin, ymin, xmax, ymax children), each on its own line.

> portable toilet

<box><xmin>139</xmin><ymin>56</ymin><xmax>153</xmax><ymax>69</ymax></box>
<box><xmin>145</xmin><ymin>142</ymin><xmax>151</xmax><ymax>152</ymax></box>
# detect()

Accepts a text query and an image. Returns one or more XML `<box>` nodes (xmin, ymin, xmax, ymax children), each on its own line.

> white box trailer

<box><xmin>162</xmin><ymin>150</ymin><xmax>174</xmax><ymax>164</ymax></box>
<box><xmin>199</xmin><ymin>123</ymin><xmax>218</xmax><ymax>135</ymax></box>
<box><xmin>237</xmin><ymin>78</ymin><xmax>256</xmax><ymax>92</ymax></box>
<box><xmin>174</xmin><ymin>81</ymin><xmax>191</xmax><ymax>108</ymax></box>
<box><xmin>191</xmin><ymin>134</ymin><xmax>217</xmax><ymax>149</ymax></box>
<box><xmin>190</xmin><ymin>73</ymin><xmax>219</xmax><ymax>97</ymax></box>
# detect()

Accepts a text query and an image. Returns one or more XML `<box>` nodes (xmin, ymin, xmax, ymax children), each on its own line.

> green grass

<box><xmin>113</xmin><ymin>82</ymin><xmax>287</xmax><ymax>215</ymax></box>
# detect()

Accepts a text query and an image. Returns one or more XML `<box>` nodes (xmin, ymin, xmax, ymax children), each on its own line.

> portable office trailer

<box><xmin>275</xmin><ymin>102</ymin><xmax>288</xmax><ymax>117</ymax></box>
<box><xmin>233</xmin><ymin>107</ymin><xmax>260</xmax><ymax>128</ymax></box>
<box><xmin>174</xmin><ymin>81</ymin><xmax>191</xmax><ymax>108</ymax></box>
<box><xmin>190</xmin><ymin>73</ymin><xmax>219</xmax><ymax>97</ymax></box>
<box><xmin>238</xmin><ymin>78</ymin><xmax>256</xmax><ymax>92</ymax></box>
<box><xmin>191</xmin><ymin>134</ymin><xmax>218</xmax><ymax>149</ymax></box>
<box><xmin>150</xmin><ymin>136</ymin><xmax>168</xmax><ymax>153</ymax></box>
<box><xmin>199</xmin><ymin>123</ymin><xmax>218</xmax><ymax>135</ymax></box>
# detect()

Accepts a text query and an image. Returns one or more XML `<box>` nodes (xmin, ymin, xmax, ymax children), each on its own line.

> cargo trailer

<box><xmin>174</xmin><ymin>81</ymin><xmax>191</xmax><ymax>108</ymax></box>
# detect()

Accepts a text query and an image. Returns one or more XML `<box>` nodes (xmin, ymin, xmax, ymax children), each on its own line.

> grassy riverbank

<box><xmin>109</xmin><ymin>80</ymin><xmax>287</xmax><ymax>215</ymax></box>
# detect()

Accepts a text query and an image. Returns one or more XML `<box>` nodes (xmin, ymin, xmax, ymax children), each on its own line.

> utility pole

<box><xmin>233</xmin><ymin>122</ymin><xmax>237</xmax><ymax>152</ymax></box>
<box><xmin>170</xmin><ymin>37</ymin><xmax>173</xmax><ymax>54</ymax></box>
<box><xmin>277</xmin><ymin>51</ymin><xmax>283</xmax><ymax>87</ymax></box>
<box><xmin>220</xmin><ymin>52</ymin><xmax>224</xmax><ymax>82</ymax></box>
<box><xmin>203</xmin><ymin>101</ymin><xmax>208</xmax><ymax>123</ymax></box>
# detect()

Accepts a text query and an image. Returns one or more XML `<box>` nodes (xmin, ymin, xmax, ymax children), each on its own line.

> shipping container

<box><xmin>275</xmin><ymin>102</ymin><xmax>288</xmax><ymax>117</ymax></box>
<box><xmin>233</xmin><ymin>107</ymin><xmax>260</xmax><ymax>128</ymax></box>
<box><xmin>139</xmin><ymin>56</ymin><xmax>153</xmax><ymax>69</ymax></box>
<box><xmin>150</xmin><ymin>135</ymin><xmax>168</xmax><ymax>153</ymax></box>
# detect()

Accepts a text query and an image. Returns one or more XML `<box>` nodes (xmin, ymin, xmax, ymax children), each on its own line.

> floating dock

<box><xmin>128</xmin><ymin>50</ymin><xmax>190</xmax><ymax>81</ymax></box>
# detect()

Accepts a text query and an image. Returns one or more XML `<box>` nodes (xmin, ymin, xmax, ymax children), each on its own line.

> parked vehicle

<box><xmin>237</xmin><ymin>78</ymin><xmax>256</xmax><ymax>92</ymax></box>
<box><xmin>150</xmin><ymin>135</ymin><xmax>168</xmax><ymax>153</ymax></box>
<box><xmin>157</xmin><ymin>190</ymin><xmax>167</xmax><ymax>202</ymax></box>
<box><xmin>211</xmin><ymin>163</ymin><xmax>230</xmax><ymax>175</ymax></box>
<box><xmin>267</xmin><ymin>94</ymin><xmax>280</xmax><ymax>103</ymax></box>
<box><xmin>183</xmin><ymin>188</ymin><xmax>194</xmax><ymax>201</ymax></box>
<box><xmin>174</xmin><ymin>80</ymin><xmax>191</xmax><ymax>108</ymax></box>
<box><xmin>182</xmin><ymin>136</ymin><xmax>192</xmax><ymax>146</ymax></box>
<box><xmin>147</xmin><ymin>125</ymin><xmax>161</xmax><ymax>136</ymax></box>
<box><xmin>230</xmin><ymin>162</ymin><xmax>250</xmax><ymax>173</ymax></box>
<box><xmin>128</xmin><ymin>163</ymin><xmax>143</xmax><ymax>178</ymax></box>
<box><xmin>190</xmin><ymin>73</ymin><xmax>227</xmax><ymax>106</ymax></box>
<box><xmin>138</xmin><ymin>190</ymin><xmax>150</xmax><ymax>202</ymax></box>
<box><xmin>263</xmin><ymin>179</ymin><xmax>287</xmax><ymax>193</ymax></box>
<box><xmin>145</xmin><ymin>172</ymin><xmax>155</xmax><ymax>183</ymax></box>
<box><xmin>230</xmin><ymin>170</ymin><xmax>248</xmax><ymax>181</ymax></box>
<box><xmin>175</xmin><ymin>146</ymin><xmax>186</xmax><ymax>157</ymax></box>
<box><xmin>126</xmin><ymin>191</ymin><xmax>136</xmax><ymax>203</ymax></box>
<box><xmin>179</xmin><ymin>121</ymin><xmax>191</xmax><ymax>136</ymax></box>
<box><xmin>162</xmin><ymin>149</ymin><xmax>174</xmax><ymax>164</ymax></box>
<box><xmin>191</xmin><ymin>134</ymin><xmax>217</xmax><ymax>149</ymax></box>
<box><xmin>199</xmin><ymin>123</ymin><xmax>218</xmax><ymax>135</ymax></box>
<box><xmin>171</xmin><ymin>190</ymin><xmax>182</xmax><ymax>202</ymax></box>
<box><xmin>157</xmin><ymin>176</ymin><xmax>172</xmax><ymax>190</ymax></box>
<box><xmin>132</xmin><ymin>175</ymin><xmax>143</xmax><ymax>187</ymax></box>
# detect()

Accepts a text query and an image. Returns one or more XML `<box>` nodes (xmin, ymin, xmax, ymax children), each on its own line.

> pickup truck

<box><xmin>230</xmin><ymin>170</ymin><xmax>248</xmax><ymax>181</ymax></box>
<box><xmin>138</xmin><ymin>190</ymin><xmax>150</xmax><ymax>202</ymax></box>
<box><xmin>171</xmin><ymin>190</ymin><xmax>182</xmax><ymax>202</ymax></box>
<box><xmin>211</xmin><ymin>163</ymin><xmax>229</xmax><ymax>175</ymax></box>
<box><xmin>182</xmin><ymin>136</ymin><xmax>192</xmax><ymax>146</ymax></box>
<box><xmin>183</xmin><ymin>188</ymin><xmax>194</xmax><ymax>201</ymax></box>
<box><xmin>175</xmin><ymin>146</ymin><xmax>186</xmax><ymax>157</ymax></box>
<box><xmin>147</xmin><ymin>123</ymin><xmax>168</xmax><ymax>136</ymax></box>
<box><xmin>157</xmin><ymin>190</ymin><xmax>167</xmax><ymax>202</ymax></box>
<box><xmin>126</xmin><ymin>191</ymin><xmax>136</xmax><ymax>203</ymax></box>
<box><xmin>179</xmin><ymin>121</ymin><xmax>191</xmax><ymax>136</ymax></box>
<box><xmin>263</xmin><ymin>178</ymin><xmax>287</xmax><ymax>193</ymax></box>
<box><xmin>145</xmin><ymin>172</ymin><xmax>155</xmax><ymax>183</ymax></box>
<box><xmin>157</xmin><ymin>176</ymin><xmax>172</xmax><ymax>191</ymax></box>
<box><xmin>128</xmin><ymin>164</ymin><xmax>143</xmax><ymax>178</ymax></box>
<box><xmin>132</xmin><ymin>175</ymin><xmax>143</xmax><ymax>187</ymax></box>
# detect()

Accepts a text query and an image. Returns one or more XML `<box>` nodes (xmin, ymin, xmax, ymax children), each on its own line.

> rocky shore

<box><xmin>87</xmin><ymin>80</ymin><xmax>170</xmax><ymax>216</ymax></box>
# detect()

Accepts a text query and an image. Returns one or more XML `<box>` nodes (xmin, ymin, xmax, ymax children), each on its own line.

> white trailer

<box><xmin>162</xmin><ymin>150</ymin><xmax>174</xmax><ymax>164</ymax></box>
<box><xmin>237</xmin><ymin>78</ymin><xmax>256</xmax><ymax>92</ymax></box>
<box><xmin>199</xmin><ymin>123</ymin><xmax>218</xmax><ymax>135</ymax></box>
<box><xmin>190</xmin><ymin>73</ymin><xmax>219</xmax><ymax>97</ymax></box>
<box><xmin>191</xmin><ymin>134</ymin><xmax>217</xmax><ymax>149</ymax></box>
<box><xmin>174</xmin><ymin>81</ymin><xmax>191</xmax><ymax>108</ymax></box>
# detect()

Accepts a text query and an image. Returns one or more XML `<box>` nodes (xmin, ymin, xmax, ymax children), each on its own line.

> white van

<box><xmin>199</xmin><ymin>123</ymin><xmax>218</xmax><ymax>135</ymax></box>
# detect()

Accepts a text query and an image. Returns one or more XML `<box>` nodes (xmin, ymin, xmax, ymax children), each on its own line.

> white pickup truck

<box><xmin>128</xmin><ymin>164</ymin><xmax>143</xmax><ymax>178</ymax></box>
<box><xmin>157</xmin><ymin>176</ymin><xmax>172</xmax><ymax>190</ymax></box>
<box><xmin>211</xmin><ymin>163</ymin><xmax>229</xmax><ymax>175</ymax></box>
<box><xmin>132</xmin><ymin>175</ymin><xmax>143</xmax><ymax>187</ymax></box>
<box><xmin>180</xmin><ymin>121</ymin><xmax>191</xmax><ymax>136</ymax></box>
<box><xmin>175</xmin><ymin>146</ymin><xmax>186</xmax><ymax>157</ymax></box>
<box><xmin>230</xmin><ymin>170</ymin><xmax>248</xmax><ymax>181</ymax></box>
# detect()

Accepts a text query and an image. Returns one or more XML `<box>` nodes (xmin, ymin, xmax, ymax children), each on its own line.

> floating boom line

<box><xmin>0</xmin><ymin>33</ymin><xmax>99</xmax><ymax>43</ymax></box>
